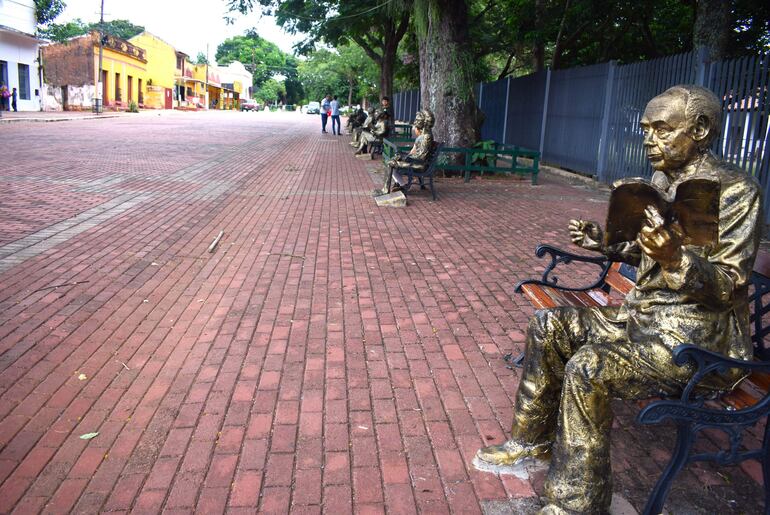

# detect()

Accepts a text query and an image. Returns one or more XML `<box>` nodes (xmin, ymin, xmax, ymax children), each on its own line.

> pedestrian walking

<box><xmin>11</xmin><ymin>88</ymin><xmax>17</xmax><ymax>112</ymax></box>
<box><xmin>320</xmin><ymin>94</ymin><xmax>331</xmax><ymax>133</ymax></box>
<box><xmin>330</xmin><ymin>96</ymin><xmax>341</xmax><ymax>135</ymax></box>
<box><xmin>0</xmin><ymin>85</ymin><xmax>9</xmax><ymax>112</ymax></box>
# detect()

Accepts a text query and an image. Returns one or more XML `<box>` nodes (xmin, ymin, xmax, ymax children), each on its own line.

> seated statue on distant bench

<box><xmin>355</xmin><ymin>109</ymin><xmax>390</xmax><ymax>155</ymax></box>
<box><xmin>350</xmin><ymin>106</ymin><xmax>375</xmax><ymax>147</ymax></box>
<box><xmin>381</xmin><ymin>108</ymin><xmax>435</xmax><ymax>192</ymax></box>
<box><xmin>346</xmin><ymin>106</ymin><xmax>366</xmax><ymax>134</ymax></box>
<box><xmin>474</xmin><ymin>85</ymin><xmax>763</xmax><ymax>515</ymax></box>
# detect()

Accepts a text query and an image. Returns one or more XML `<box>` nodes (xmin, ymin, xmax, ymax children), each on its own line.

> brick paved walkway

<box><xmin>0</xmin><ymin>111</ymin><xmax>764</xmax><ymax>514</ymax></box>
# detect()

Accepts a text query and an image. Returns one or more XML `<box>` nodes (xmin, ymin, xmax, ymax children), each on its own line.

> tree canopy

<box><xmin>216</xmin><ymin>30</ymin><xmax>304</xmax><ymax>105</ymax></box>
<box><xmin>227</xmin><ymin>0</ymin><xmax>410</xmax><ymax>99</ymax></box>
<box><xmin>39</xmin><ymin>18</ymin><xmax>145</xmax><ymax>42</ymax></box>
<box><xmin>34</xmin><ymin>0</ymin><xmax>66</xmax><ymax>26</ymax></box>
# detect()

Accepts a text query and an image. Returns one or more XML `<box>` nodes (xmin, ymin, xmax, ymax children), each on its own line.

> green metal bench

<box><xmin>383</xmin><ymin>138</ymin><xmax>540</xmax><ymax>185</ymax></box>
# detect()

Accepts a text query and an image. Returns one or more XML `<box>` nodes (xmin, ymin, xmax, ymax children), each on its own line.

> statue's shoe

<box><xmin>475</xmin><ymin>439</ymin><xmax>551</xmax><ymax>466</ymax></box>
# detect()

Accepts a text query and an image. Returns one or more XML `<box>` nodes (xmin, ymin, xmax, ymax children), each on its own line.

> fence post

<box><xmin>596</xmin><ymin>61</ymin><xmax>616</xmax><ymax>183</ymax></box>
<box><xmin>502</xmin><ymin>76</ymin><xmax>511</xmax><ymax>144</ymax></box>
<box><xmin>695</xmin><ymin>46</ymin><xmax>710</xmax><ymax>87</ymax></box>
<box><xmin>539</xmin><ymin>68</ymin><xmax>552</xmax><ymax>156</ymax></box>
<box><xmin>478</xmin><ymin>82</ymin><xmax>484</xmax><ymax>108</ymax></box>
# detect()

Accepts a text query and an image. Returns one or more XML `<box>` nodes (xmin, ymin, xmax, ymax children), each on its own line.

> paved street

<box><xmin>0</xmin><ymin>111</ymin><xmax>764</xmax><ymax>514</ymax></box>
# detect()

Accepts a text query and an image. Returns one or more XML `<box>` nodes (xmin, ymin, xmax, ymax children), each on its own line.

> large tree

<box><xmin>413</xmin><ymin>0</ymin><xmax>483</xmax><ymax>148</ymax></box>
<box><xmin>227</xmin><ymin>0</ymin><xmax>410</xmax><ymax>100</ymax></box>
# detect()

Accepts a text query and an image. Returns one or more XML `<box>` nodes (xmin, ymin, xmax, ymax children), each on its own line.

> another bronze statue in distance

<box><xmin>475</xmin><ymin>85</ymin><xmax>763</xmax><ymax>515</ymax></box>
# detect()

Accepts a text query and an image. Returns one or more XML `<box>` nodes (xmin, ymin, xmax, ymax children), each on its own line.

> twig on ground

<box><xmin>208</xmin><ymin>230</ymin><xmax>224</xmax><ymax>253</ymax></box>
<box><xmin>32</xmin><ymin>281</ymin><xmax>89</xmax><ymax>293</ymax></box>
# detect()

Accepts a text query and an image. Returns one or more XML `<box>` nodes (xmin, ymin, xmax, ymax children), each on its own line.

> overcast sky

<box><xmin>58</xmin><ymin>0</ymin><xmax>304</xmax><ymax>60</ymax></box>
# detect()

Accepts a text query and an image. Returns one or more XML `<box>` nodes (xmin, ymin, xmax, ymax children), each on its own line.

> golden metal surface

<box><xmin>385</xmin><ymin>109</ymin><xmax>435</xmax><ymax>189</ymax></box>
<box><xmin>477</xmin><ymin>85</ymin><xmax>763</xmax><ymax>514</ymax></box>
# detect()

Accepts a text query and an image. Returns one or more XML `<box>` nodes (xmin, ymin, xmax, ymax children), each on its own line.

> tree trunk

<box><xmin>380</xmin><ymin>43</ymin><xmax>395</xmax><ymax>101</ymax></box>
<box><xmin>417</xmin><ymin>0</ymin><xmax>482</xmax><ymax>149</ymax></box>
<box><xmin>694</xmin><ymin>0</ymin><xmax>730</xmax><ymax>60</ymax></box>
<box><xmin>348</xmin><ymin>78</ymin><xmax>354</xmax><ymax>107</ymax></box>
<box><xmin>533</xmin><ymin>0</ymin><xmax>546</xmax><ymax>72</ymax></box>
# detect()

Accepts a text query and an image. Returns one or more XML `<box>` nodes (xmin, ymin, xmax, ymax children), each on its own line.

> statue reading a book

<box><xmin>475</xmin><ymin>85</ymin><xmax>763</xmax><ymax>514</ymax></box>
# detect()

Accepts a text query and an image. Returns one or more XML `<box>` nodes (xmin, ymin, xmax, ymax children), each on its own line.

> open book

<box><xmin>603</xmin><ymin>177</ymin><xmax>720</xmax><ymax>247</ymax></box>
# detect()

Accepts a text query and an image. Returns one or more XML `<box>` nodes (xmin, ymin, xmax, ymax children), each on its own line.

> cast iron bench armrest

<box><xmin>514</xmin><ymin>244</ymin><xmax>612</xmax><ymax>294</ymax></box>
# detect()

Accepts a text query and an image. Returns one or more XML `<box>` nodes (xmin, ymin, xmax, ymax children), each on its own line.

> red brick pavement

<box><xmin>0</xmin><ymin>111</ymin><xmax>763</xmax><ymax>514</ymax></box>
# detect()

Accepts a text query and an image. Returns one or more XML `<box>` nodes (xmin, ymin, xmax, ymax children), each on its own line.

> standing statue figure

<box><xmin>350</xmin><ymin>106</ymin><xmax>376</xmax><ymax>147</ymax></box>
<box><xmin>355</xmin><ymin>109</ymin><xmax>390</xmax><ymax>155</ymax></box>
<box><xmin>475</xmin><ymin>85</ymin><xmax>763</xmax><ymax>515</ymax></box>
<box><xmin>382</xmin><ymin>108</ymin><xmax>435</xmax><ymax>192</ymax></box>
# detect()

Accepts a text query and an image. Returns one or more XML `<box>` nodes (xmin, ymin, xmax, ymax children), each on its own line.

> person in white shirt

<box><xmin>330</xmin><ymin>96</ymin><xmax>341</xmax><ymax>135</ymax></box>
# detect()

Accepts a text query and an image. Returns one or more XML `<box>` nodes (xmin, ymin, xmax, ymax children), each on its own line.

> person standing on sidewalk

<box><xmin>0</xmin><ymin>85</ymin><xmax>9</xmax><ymax>112</ymax></box>
<box><xmin>330</xmin><ymin>96</ymin><xmax>341</xmax><ymax>135</ymax></box>
<box><xmin>320</xmin><ymin>94</ymin><xmax>331</xmax><ymax>133</ymax></box>
<box><xmin>11</xmin><ymin>88</ymin><xmax>18</xmax><ymax>112</ymax></box>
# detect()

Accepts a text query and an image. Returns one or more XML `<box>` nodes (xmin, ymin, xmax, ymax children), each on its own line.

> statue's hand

<box><xmin>568</xmin><ymin>219</ymin><xmax>603</xmax><ymax>252</ymax></box>
<box><xmin>637</xmin><ymin>206</ymin><xmax>684</xmax><ymax>271</ymax></box>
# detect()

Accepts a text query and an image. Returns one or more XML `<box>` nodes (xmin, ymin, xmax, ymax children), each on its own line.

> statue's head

<box><xmin>367</xmin><ymin>106</ymin><xmax>375</xmax><ymax>115</ymax></box>
<box><xmin>413</xmin><ymin>110</ymin><xmax>425</xmax><ymax>129</ymax></box>
<box><xmin>641</xmin><ymin>85</ymin><xmax>721</xmax><ymax>172</ymax></box>
<box><xmin>421</xmin><ymin>109</ymin><xmax>435</xmax><ymax>129</ymax></box>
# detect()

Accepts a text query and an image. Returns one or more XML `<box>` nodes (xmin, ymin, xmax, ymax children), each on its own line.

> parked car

<box><xmin>242</xmin><ymin>100</ymin><xmax>262</xmax><ymax>112</ymax></box>
<box><xmin>306</xmin><ymin>101</ymin><xmax>321</xmax><ymax>114</ymax></box>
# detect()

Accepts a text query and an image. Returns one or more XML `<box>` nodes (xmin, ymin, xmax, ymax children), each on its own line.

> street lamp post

<box><xmin>95</xmin><ymin>0</ymin><xmax>104</xmax><ymax>114</ymax></box>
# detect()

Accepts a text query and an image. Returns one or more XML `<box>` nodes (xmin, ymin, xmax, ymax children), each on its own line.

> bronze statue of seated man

<box><xmin>350</xmin><ymin>106</ymin><xmax>376</xmax><ymax>146</ymax></box>
<box><xmin>475</xmin><ymin>85</ymin><xmax>763</xmax><ymax>515</ymax></box>
<box><xmin>355</xmin><ymin>109</ymin><xmax>391</xmax><ymax>155</ymax></box>
<box><xmin>382</xmin><ymin>108</ymin><xmax>435</xmax><ymax>192</ymax></box>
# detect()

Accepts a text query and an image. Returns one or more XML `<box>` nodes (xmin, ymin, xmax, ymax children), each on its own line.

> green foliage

<box><xmin>128</xmin><ymin>100</ymin><xmax>139</xmax><ymax>113</ymax></box>
<box><xmin>254</xmin><ymin>78</ymin><xmax>286</xmax><ymax>105</ymax></box>
<box><xmin>34</xmin><ymin>0</ymin><xmax>66</xmax><ymax>26</ymax></box>
<box><xmin>195</xmin><ymin>52</ymin><xmax>209</xmax><ymax>65</ymax></box>
<box><xmin>297</xmin><ymin>45</ymin><xmax>379</xmax><ymax>105</ymax></box>
<box><xmin>226</xmin><ymin>1</ymin><xmax>412</xmax><ymax>98</ymax></box>
<box><xmin>471</xmin><ymin>140</ymin><xmax>495</xmax><ymax>166</ymax></box>
<box><xmin>216</xmin><ymin>30</ymin><xmax>304</xmax><ymax>104</ymax></box>
<box><xmin>39</xmin><ymin>18</ymin><xmax>145</xmax><ymax>42</ymax></box>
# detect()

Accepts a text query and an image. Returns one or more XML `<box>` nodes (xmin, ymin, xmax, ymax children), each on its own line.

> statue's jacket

<box><xmin>605</xmin><ymin>154</ymin><xmax>763</xmax><ymax>387</ymax></box>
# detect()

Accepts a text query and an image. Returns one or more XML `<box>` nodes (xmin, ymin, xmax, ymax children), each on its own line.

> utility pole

<box><xmin>205</xmin><ymin>43</ymin><xmax>209</xmax><ymax>109</ymax></box>
<box><xmin>96</xmin><ymin>0</ymin><xmax>105</xmax><ymax>114</ymax></box>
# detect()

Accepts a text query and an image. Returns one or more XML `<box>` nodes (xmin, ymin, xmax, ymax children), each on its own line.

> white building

<box><xmin>217</xmin><ymin>61</ymin><xmax>253</xmax><ymax>103</ymax></box>
<box><xmin>0</xmin><ymin>0</ymin><xmax>41</xmax><ymax>111</ymax></box>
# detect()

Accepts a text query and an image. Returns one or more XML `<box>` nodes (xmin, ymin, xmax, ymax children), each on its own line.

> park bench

<box><xmin>383</xmin><ymin>138</ymin><xmax>540</xmax><ymax>184</ymax></box>
<box><xmin>385</xmin><ymin>142</ymin><xmax>444</xmax><ymax>201</ymax></box>
<box><xmin>511</xmin><ymin>244</ymin><xmax>770</xmax><ymax>515</ymax></box>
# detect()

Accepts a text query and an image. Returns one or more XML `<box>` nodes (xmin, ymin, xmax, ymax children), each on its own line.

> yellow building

<box><xmin>128</xmin><ymin>31</ymin><xmax>177</xmax><ymax>109</ymax></box>
<box><xmin>96</xmin><ymin>34</ymin><xmax>147</xmax><ymax>108</ymax></box>
<box><xmin>41</xmin><ymin>32</ymin><xmax>147</xmax><ymax>110</ymax></box>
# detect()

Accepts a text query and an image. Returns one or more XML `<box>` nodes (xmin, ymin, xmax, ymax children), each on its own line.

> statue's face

<box><xmin>640</xmin><ymin>94</ymin><xmax>700</xmax><ymax>172</ymax></box>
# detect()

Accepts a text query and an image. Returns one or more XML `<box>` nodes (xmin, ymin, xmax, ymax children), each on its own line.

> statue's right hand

<box><xmin>568</xmin><ymin>219</ymin><xmax>603</xmax><ymax>252</ymax></box>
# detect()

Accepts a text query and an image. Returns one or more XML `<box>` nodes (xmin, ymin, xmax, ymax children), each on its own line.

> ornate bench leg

<box><xmin>643</xmin><ymin>423</ymin><xmax>695</xmax><ymax>515</ymax></box>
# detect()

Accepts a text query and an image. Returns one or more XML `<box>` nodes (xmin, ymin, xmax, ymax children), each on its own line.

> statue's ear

<box><xmin>691</xmin><ymin>114</ymin><xmax>710</xmax><ymax>143</ymax></box>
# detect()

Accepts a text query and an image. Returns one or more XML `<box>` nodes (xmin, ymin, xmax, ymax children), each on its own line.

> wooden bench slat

<box><xmin>604</xmin><ymin>262</ymin><xmax>635</xmax><ymax>296</ymax></box>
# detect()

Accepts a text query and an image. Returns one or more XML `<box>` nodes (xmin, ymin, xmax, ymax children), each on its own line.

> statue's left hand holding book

<box><xmin>604</xmin><ymin>177</ymin><xmax>721</xmax><ymax>247</ymax></box>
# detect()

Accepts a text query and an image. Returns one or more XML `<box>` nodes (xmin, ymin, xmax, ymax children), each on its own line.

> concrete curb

<box><xmin>0</xmin><ymin>114</ymin><xmax>124</xmax><ymax>123</ymax></box>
